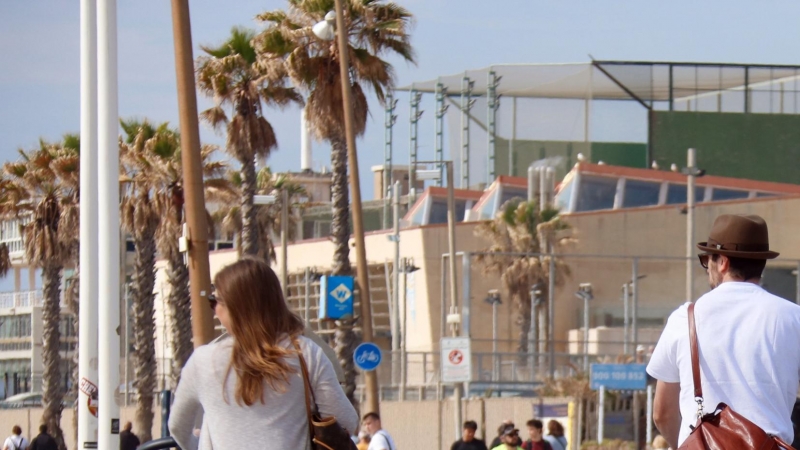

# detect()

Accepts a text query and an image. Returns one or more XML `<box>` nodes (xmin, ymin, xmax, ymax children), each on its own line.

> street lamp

<box><xmin>530</xmin><ymin>283</ymin><xmax>543</xmax><ymax>380</ymax></box>
<box><xmin>621</xmin><ymin>274</ymin><xmax>646</xmax><ymax>356</ymax></box>
<box><xmin>681</xmin><ymin>148</ymin><xmax>705</xmax><ymax>304</ymax></box>
<box><xmin>253</xmin><ymin>190</ymin><xmax>290</xmax><ymax>300</ymax></box>
<box><xmin>484</xmin><ymin>290</ymin><xmax>502</xmax><ymax>382</ymax></box>
<box><xmin>313</xmin><ymin>3</ymin><xmax>379</xmax><ymax>415</ymax></box>
<box><xmin>575</xmin><ymin>283</ymin><xmax>593</xmax><ymax>372</ymax></box>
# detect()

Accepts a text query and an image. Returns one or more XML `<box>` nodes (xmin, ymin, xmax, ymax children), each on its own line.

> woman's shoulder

<box><xmin>188</xmin><ymin>334</ymin><xmax>233</xmax><ymax>365</ymax></box>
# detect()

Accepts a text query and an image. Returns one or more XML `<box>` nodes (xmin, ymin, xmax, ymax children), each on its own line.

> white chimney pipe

<box><xmin>301</xmin><ymin>107</ymin><xmax>312</xmax><ymax>171</ymax></box>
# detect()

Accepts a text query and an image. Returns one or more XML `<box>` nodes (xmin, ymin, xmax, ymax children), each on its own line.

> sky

<box><xmin>3</xmin><ymin>1</ymin><xmax>800</xmax><ymax>181</ymax></box>
<box><xmin>2</xmin><ymin>0</ymin><xmax>800</xmax><ymax>290</ymax></box>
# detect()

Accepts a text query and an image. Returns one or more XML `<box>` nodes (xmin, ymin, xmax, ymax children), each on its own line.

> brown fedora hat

<box><xmin>697</xmin><ymin>214</ymin><xmax>779</xmax><ymax>259</ymax></box>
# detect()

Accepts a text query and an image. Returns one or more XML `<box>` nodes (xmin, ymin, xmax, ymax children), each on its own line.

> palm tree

<box><xmin>119</xmin><ymin>119</ymin><xmax>163</xmax><ymax>443</ymax></box>
<box><xmin>2</xmin><ymin>138</ymin><xmax>80</xmax><ymax>450</ymax></box>
<box><xmin>142</xmin><ymin>125</ymin><xmax>234</xmax><ymax>388</ymax></box>
<box><xmin>217</xmin><ymin>166</ymin><xmax>307</xmax><ymax>263</ymax></box>
<box><xmin>475</xmin><ymin>199</ymin><xmax>572</xmax><ymax>364</ymax></box>
<box><xmin>254</xmin><ymin>0</ymin><xmax>415</xmax><ymax>403</ymax></box>
<box><xmin>196</xmin><ymin>27</ymin><xmax>302</xmax><ymax>257</ymax></box>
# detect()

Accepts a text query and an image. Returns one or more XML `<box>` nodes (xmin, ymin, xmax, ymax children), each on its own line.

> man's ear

<box><xmin>718</xmin><ymin>255</ymin><xmax>730</xmax><ymax>273</ymax></box>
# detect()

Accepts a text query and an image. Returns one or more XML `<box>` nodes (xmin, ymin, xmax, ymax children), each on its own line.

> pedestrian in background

<box><xmin>521</xmin><ymin>420</ymin><xmax>551</xmax><ymax>450</ymax></box>
<box><xmin>362</xmin><ymin>412</ymin><xmax>396</xmax><ymax>450</ymax></box>
<box><xmin>451</xmin><ymin>420</ymin><xmax>487</xmax><ymax>450</ymax></box>
<box><xmin>356</xmin><ymin>431</ymin><xmax>371</xmax><ymax>450</ymax></box>
<box><xmin>490</xmin><ymin>421</ymin><xmax>521</xmax><ymax>449</ymax></box>
<box><xmin>28</xmin><ymin>425</ymin><xmax>57</xmax><ymax>450</ymax></box>
<box><xmin>648</xmin><ymin>214</ymin><xmax>800</xmax><ymax>448</ymax></box>
<box><xmin>119</xmin><ymin>422</ymin><xmax>140</xmax><ymax>450</ymax></box>
<box><xmin>490</xmin><ymin>425</ymin><xmax>523</xmax><ymax>450</ymax></box>
<box><xmin>168</xmin><ymin>258</ymin><xmax>358</xmax><ymax>449</ymax></box>
<box><xmin>2</xmin><ymin>426</ymin><xmax>28</xmax><ymax>450</ymax></box>
<box><xmin>543</xmin><ymin>420</ymin><xmax>566</xmax><ymax>450</ymax></box>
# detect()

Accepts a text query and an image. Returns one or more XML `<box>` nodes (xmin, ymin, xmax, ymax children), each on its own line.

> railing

<box><xmin>0</xmin><ymin>291</ymin><xmax>43</xmax><ymax>309</ymax></box>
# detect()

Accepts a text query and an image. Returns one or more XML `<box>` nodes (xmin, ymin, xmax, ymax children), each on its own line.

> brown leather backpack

<box><xmin>678</xmin><ymin>303</ymin><xmax>796</xmax><ymax>450</ymax></box>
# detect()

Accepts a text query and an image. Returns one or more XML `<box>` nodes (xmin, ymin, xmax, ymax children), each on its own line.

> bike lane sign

<box><xmin>354</xmin><ymin>342</ymin><xmax>382</xmax><ymax>371</ymax></box>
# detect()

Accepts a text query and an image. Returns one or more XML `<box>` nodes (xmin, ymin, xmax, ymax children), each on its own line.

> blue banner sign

<box><xmin>353</xmin><ymin>342</ymin><xmax>382</xmax><ymax>371</ymax></box>
<box><xmin>590</xmin><ymin>364</ymin><xmax>647</xmax><ymax>390</ymax></box>
<box><xmin>319</xmin><ymin>275</ymin><xmax>355</xmax><ymax>320</ymax></box>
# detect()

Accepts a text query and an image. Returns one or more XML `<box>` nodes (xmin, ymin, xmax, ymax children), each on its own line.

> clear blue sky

<box><xmin>2</xmin><ymin>0</ymin><xmax>800</xmax><ymax>183</ymax></box>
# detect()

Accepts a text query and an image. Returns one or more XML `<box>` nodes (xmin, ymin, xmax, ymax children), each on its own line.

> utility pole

<box><xmin>170</xmin><ymin>0</ymin><xmax>215</xmax><ymax>346</ymax></box>
<box><xmin>78</xmin><ymin>0</ymin><xmax>99</xmax><ymax>445</ymax></box>
<box><xmin>97</xmin><ymin>0</ymin><xmax>120</xmax><ymax>447</ymax></box>
<box><xmin>685</xmin><ymin>148</ymin><xmax>697</xmax><ymax>303</ymax></box>
<box><xmin>332</xmin><ymin>0</ymin><xmax>379</xmax><ymax>415</ymax></box>
<box><xmin>445</xmin><ymin>160</ymin><xmax>462</xmax><ymax>440</ymax></box>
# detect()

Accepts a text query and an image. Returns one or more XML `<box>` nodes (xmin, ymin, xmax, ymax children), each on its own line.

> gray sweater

<box><xmin>168</xmin><ymin>335</ymin><xmax>359</xmax><ymax>450</ymax></box>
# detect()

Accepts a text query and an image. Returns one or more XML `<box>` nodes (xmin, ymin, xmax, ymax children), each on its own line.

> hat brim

<box><xmin>696</xmin><ymin>242</ymin><xmax>779</xmax><ymax>259</ymax></box>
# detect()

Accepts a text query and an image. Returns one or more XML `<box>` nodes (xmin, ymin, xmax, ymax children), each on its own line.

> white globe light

<box><xmin>313</xmin><ymin>11</ymin><xmax>336</xmax><ymax>41</ymax></box>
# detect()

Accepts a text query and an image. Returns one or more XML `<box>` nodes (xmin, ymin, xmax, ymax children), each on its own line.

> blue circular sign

<box><xmin>353</xmin><ymin>343</ymin><xmax>382</xmax><ymax>371</ymax></box>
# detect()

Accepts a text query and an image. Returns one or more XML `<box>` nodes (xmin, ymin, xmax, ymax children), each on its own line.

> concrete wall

<box><xmin>0</xmin><ymin>406</ymin><xmax>163</xmax><ymax>450</ymax></box>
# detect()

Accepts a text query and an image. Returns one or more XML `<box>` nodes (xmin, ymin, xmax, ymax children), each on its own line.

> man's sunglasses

<box><xmin>208</xmin><ymin>285</ymin><xmax>218</xmax><ymax>310</ymax></box>
<box><xmin>698</xmin><ymin>254</ymin><xmax>715</xmax><ymax>269</ymax></box>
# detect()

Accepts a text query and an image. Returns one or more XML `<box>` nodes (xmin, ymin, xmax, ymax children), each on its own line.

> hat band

<box><xmin>706</xmin><ymin>238</ymin><xmax>769</xmax><ymax>252</ymax></box>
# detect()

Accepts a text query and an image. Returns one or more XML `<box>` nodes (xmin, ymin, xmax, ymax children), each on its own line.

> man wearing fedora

<box><xmin>646</xmin><ymin>214</ymin><xmax>800</xmax><ymax>449</ymax></box>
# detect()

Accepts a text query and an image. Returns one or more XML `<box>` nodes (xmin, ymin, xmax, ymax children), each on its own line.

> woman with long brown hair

<box><xmin>169</xmin><ymin>258</ymin><xmax>358</xmax><ymax>449</ymax></box>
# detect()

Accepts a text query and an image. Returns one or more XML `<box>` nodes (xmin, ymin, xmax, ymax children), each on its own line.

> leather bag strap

<box><xmin>294</xmin><ymin>340</ymin><xmax>318</xmax><ymax>442</ymax></box>
<box><xmin>688</xmin><ymin>303</ymin><xmax>703</xmax><ymax>399</ymax></box>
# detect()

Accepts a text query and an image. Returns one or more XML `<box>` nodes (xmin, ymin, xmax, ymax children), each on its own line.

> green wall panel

<box><xmin>651</xmin><ymin>111</ymin><xmax>800</xmax><ymax>184</ymax></box>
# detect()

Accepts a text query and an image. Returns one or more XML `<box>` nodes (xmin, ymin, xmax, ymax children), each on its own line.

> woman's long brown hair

<box><xmin>214</xmin><ymin>258</ymin><xmax>304</xmax><ymax>406</ymax></box>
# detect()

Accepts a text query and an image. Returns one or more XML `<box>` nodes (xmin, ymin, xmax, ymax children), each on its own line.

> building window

<box><xmin>711</xmin><ymin>188</ymin><xmax>749</xmax><ymax>201</ymax></box>
<box><xmin>0</xmin><ymin>315</ymin><xmax>31</xmax><ymax>339</ymax></box>
<box><xmin>498</xmin><ymin>187</ymin><xmax>526</xmax><ymax>207</ymax></box>
<box><xmin>555</xmin><ymin>179</ymin><xmax>574</xmax><ymax>212</ymax></box>
<box><xmin>429</xmin><ymin>199</ymin><xmax>468</xmax><ymax>225</ymax></box>
<box><xmin>622</xmin><ymin>179</ymin><xmax>661</xmax><ymax>208</ymax></box>
<box><xmin>756</xmin><ymin>192</ymin><xmax>776</xmax><ymax>198</ymax></box>
<box><xmin>665</xmin><ymin>184</ymin><xmax>706</xmax><ymax>205</ymax></box>
<box><xmin>575</xmin><ymin>176</ymin><xmax>618</xmax><ymax>212</ymax></box>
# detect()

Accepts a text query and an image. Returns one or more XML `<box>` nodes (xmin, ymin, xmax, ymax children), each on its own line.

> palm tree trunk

<box><xmin>41</xmin><ymin>263</ymin><xmax>67</xmax><ymax>450</ymax></box>
<box><xmin>240</xmin><ymin>159</ymin><xmax>258</xmax><ymax>256</ymax></box>
<box><xmin>516</xmin><ymin>292</ymin><xmax>531</xmax><ymax>365</ymax></box>
<box><xmin>166</xmin><ymin>244</ymin><xmax>192</xmax><ymax>389</ymax></box>
<box><xmin>330</xmin><ymin>137</ymin><xmax>352</xmax><ymax>275</ymax></box>
<box><xmin>330</xmin><ymin>136</ymin><xmax>358</xmax><ymax>406</ymax></box>
<box><xmin>131</xmin><ymin>233</ymin><xmax>157</xmax><ymax>444</ymax></box>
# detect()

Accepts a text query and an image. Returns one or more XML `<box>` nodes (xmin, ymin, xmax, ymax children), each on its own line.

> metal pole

<box><xmin>487</xmin><ymin>70</ymin><xmax>498</xmax><ymax>182</ymax></box>
<box><xmin>598</xmin><ymin>385</ymin><xmax>605</xmax><ymax>444</ymax></box>
<box><xmin>623</xmin><ymin>283</ymin><xmax>629</xmax><ymax>356</ymax></box>
<box><xmin>383</xmin><ymin>92</ymin><xmax>396</xmax><ymax>229</ymax></box>
<box><xmin>461</xmin><ymin>76</ymin><xmax>473</xmax><ymax>189</ymax></box>
<box><xmin>632</xmin><ymin>258</ymin><xmax>640</xmax><ymax>353</ymax></box>
<box><xmin>392</xmin><ymin>182</ymin><xmax>401</xmax><ymax>387</ymax></box>
<box><xmin>78</xmin><ymin>0</ymin><xmax>99</xmax><ymax>442</ymax></box>
<box><xmin>576</xmin><ymin>399</ymin><xmax>584</xmax><ymax>450</ymax></box>
<box><xmin>435</xmin><ymin>82</ymin><xmax>446</xmax><ymax>187</ymax></box>
<box><xmin>531</xmin><ymin>288</ymin><xmax>538</xmax><ymax>380</ymax></box>
<box><xmin>281</xmin><ymin>188</ymin><xmax>289</xmax><ymax>300</ymax></box>
<box><xmin>633</xmin><ymin>391</ymin><xmax>640</xmax><ymax>449</ymax></box>
<box><xmin>583</xmin><ymin>294</ymin><xmax>589</xmax><ymax>373</ymax></box>
<box><xmin>333</xmin><ymin>0</ymin><xmax>379</xmax><ymax>414</ymax></box>
<box><xmin>446</xmin><ymin>161</ymin><xmax>462</xmax><ymax>441</ymax></box>
<box><xmin>462</xmin><ymin>253</ymin><xmax>472</xmax><ymax>338</ymax></box>
<box><xmin>686</xmin><ymin>148</ymin><xmax>696</xmax><ymax>303</ymax></box>
<box><xmin>409</xmin><ymin>90</ymin><xmax>421</xmax><ymax>201</ymax></box>
<box><xmin>441</xmin><ymin>254</ymin><xmax>447</xmax><ymax>339</ymax></box>
<box><xmin>171</xmin><ymin>0</ymin><xmax>215</xmax><ymax>346</ymax></box>
<box><xmin>492</xmin><ymin>301</ymin><xmax>498</xmax><ymax>382</ymax></box>
<box><xmin>400</xmin><ymin>258</ymin><xmax>408</xmax><ymax>401</ymax></box>
<box><xmin>304</xmin><ymin>268</ymin><xmax>310</xmax><ymax>323</ymax></box>
<box><xmin>548</xmin><ymin>255</ymin><xmax>556</xmax><ymax>378</ymax></box>
<box><xmin>510</xmin><ymin>97</ymin><xmax>516</xmax><ymax>176</ymax></box>
<box><xmin>527</xmin><ymin>165</ymin><xmax>538</xmax><ymax>202</ymax></box>
<box><xmin>98</xmin><ymin>0</ymin><xmax>120</xmax><ymax>446</ymax></box>
<box><xmin>646</xmin><ymin>384</ymin><xmax>654</xmax><ymax>445</ymax></box>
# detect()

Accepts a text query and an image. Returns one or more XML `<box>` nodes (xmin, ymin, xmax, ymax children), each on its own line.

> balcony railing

<box><xmin>0</xmin><ymin>290</ymin><xmax>44</xmax><ymax>309</ymax></box>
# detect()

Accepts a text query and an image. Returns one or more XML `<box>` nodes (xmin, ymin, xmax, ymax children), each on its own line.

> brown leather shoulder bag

<box><xmin>296</xmin><ymin>342</ymin><xmax>358</xmax><ymax>450</ymax></box>
<box><xmin>678</xmin><ymin>303</ymin><xmax>796</xmax><ymax>450</ymax></box>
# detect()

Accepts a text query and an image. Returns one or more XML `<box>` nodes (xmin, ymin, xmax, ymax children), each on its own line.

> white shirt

<box><xmin>3</xmin><ymin>435</ymin><xmax>28</xmax><ymax>450</ymax></box>
<box><xmin>647</xmin><ymin>282</ymin><xmax>800</xmax><ymax>446</ymax></box>
<box><xmin>368</xmin><ymin>429</ymin><xmax>396</xmax><ymax>450</ymax></box>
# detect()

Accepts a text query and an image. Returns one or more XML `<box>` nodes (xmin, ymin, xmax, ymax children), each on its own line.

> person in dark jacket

<box><xmin>28</xmin><ymin>425</ymin><xmax>57</xmax><ymax>450</ymax></box>
<box><xmin>119</xmin><ymin>422</ymin><xmax>140</xmax><ymax>450</ymax></box>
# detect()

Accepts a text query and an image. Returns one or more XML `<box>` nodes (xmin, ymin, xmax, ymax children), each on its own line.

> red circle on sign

<box><xmin>448</xmin><ymin>349</ymin><xmax>463</xmax><ymax>365</ymax></box>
